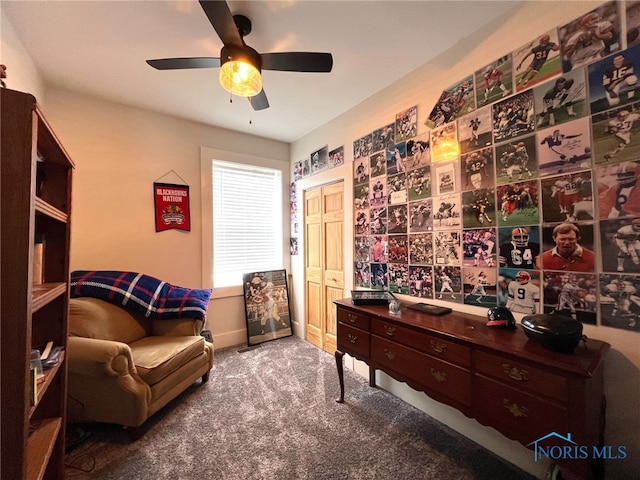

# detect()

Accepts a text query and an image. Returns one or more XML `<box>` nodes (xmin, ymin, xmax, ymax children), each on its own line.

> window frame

<box><xmin>200</xmin><ymin>147</ymin><xmax>290</xmax><ymax>298</ymax></box>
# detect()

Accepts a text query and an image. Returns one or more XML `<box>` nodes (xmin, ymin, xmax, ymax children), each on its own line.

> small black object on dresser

<box><xmin>521</xmin><ymin>313</ymin><xmax>586</xmax><ymax>353</ymax></box>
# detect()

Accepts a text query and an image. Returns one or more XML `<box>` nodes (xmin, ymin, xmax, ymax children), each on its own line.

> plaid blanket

<box><xmin>70</xmin><ymin>270</ymin><xmax>212</xmax><ymax>321</ymax></box>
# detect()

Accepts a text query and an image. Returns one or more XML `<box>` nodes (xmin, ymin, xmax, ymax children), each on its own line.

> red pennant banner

<box><xmin>154</xmin><ymin>182</ymin><xmax>191</xmax><ymax>232</ymax></box>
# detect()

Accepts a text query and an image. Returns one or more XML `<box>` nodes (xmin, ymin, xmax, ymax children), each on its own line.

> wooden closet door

<box><xmin>304</xmin><ymin>182</ymin><xmax>344</xmax><ymax>353</ymax></box>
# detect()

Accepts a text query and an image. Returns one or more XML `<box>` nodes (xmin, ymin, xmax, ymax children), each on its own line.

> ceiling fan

<box><xmin>146</xmin><ymin>0</ymin><xmax>333</xmax><ymax>111</ymax></box>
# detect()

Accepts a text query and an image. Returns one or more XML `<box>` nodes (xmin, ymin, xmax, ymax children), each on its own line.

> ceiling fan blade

<box><xmin>199</xmin><ymin>0</ymin><xmax>243</xmax><ymax>48</ymax></box>
<box><xmin>260</xmin><ymin>52</ymin><xmax>333</xmax><ymax>72</ymax></box>
<box><xmin>250</xmin><ymin>89</ymin><xmax>269</xmax><ymax>111</ymax></box>
<box><xmin>146</xmin><ymin>58</ymin><xmax>221</xmax><ymax>70</ymax></box>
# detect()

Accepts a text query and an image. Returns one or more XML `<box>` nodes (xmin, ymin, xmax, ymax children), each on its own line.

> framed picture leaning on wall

<box><xmin>242</xmin><ymin>269</ymin><xmax>293</xmax><ymax>347</ymax></box>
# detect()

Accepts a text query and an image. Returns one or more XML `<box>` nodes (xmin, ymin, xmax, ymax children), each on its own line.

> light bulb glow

<box><xmin>220</xmin><ymin>60</ymin><xmax>262</xmax><ymax>97</ymax></box>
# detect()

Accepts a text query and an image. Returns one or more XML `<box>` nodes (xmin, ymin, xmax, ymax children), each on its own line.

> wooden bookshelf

<box><xmin>1</xmin><ymin>88</ymin><xmax>74</xmax><ymax>480</ymax></box>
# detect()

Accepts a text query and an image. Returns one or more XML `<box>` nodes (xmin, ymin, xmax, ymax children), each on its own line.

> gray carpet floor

<box><xmin>65</xmin><ymin>335</ymin><xmax>537</xmax><ymax>479</ymax></box>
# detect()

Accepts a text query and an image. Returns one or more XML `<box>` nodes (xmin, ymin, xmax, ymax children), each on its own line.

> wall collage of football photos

<box><xmin>350</xmin><ymin>0</ymin><xmax>640</xmax><ymax>332</ymax></box>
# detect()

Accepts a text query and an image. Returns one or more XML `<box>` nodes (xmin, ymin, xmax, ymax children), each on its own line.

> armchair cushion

<box><xmin>151</xmin><ymin>318</ymin><xmax>203</xmax><ymax>337</ymax></box>
<box><xmin>130</xmin><ymin>336</ymin><xmax>205</xmax><ymax>385</ymax></box>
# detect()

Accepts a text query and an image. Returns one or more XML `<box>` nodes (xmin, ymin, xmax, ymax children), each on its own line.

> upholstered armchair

<box><xmin>66</xmin><ymin>297</ymin><xmax>214</xmax><ymax>438</ymax></box>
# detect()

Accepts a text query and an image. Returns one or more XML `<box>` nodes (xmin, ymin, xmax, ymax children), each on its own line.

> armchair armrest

<box><xmin>67</xmin><ymin>336</ymin><xmax>152</xmax><ymax>427</ymax></box>
<box><xmin>68</xmin><ymin>336</ymin><xmax>138</xmax><ymax>377</ymax></box>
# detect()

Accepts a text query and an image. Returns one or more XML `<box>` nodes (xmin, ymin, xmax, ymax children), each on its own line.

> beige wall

<box><xmin>3</xmin><ymin>1</ymin><xmax>639</xmax><ymax>478</ymax></box>
<box><xmin>44</xmin><ymin>88</ymin><xmax>290</xmax><ymax>348</ymax></box>
<box><xmin>290</xmin><ymin>2</ymin><xmax>639</xmax><ymax>479</ymax></box>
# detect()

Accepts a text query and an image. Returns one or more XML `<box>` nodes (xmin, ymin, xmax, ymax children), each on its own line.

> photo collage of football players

<box><xmin>351</xmin><ymin>1</ymin><xmax>640</xmax><ymax>332</ymax></box>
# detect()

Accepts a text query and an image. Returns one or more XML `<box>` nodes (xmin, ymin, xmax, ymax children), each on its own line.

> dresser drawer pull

<box><xmin>503</xmin><ymin>399</ymin><xmax>528</xmax><ymax>418</ymax></box>
<box><xmin>430</xmin><ymin>368</ymin><xmax>447</xmax><ymax>382</ymax></box>
<box><xmin>348</xmin><ymin>313</ymin><xmax>358</xmax><ymax>323</ymax></box>
<box><xmin>348</xmin><ymin>333</ymin><xmax>358</xmax><ymax>344</ymax></box>
<box><xmin>384</xmin><ymin>349</ymin><xmax>396</xmax><ymax>360</ymax></box>
<box><xmin>383</xmin><ymin>325</ymin><xmax>396</xmax><ymax>336</ymax></box>
<box><xmin>503</xmin><ymin>364</ymin><xmax>529</xmax><ymax>381</ymax></box>
<box><xmin>430</xmin><ymin>340</ymin><xmax>447</xmax><ymax>353</ymax></box>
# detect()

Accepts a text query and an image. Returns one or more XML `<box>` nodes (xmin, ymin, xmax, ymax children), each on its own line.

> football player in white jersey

<box><xmin>602</xmin><ymin>54</ymin><xmax>637</xmax><ymax>107</ymax></box>
<box><xmin>614</xmin><ymin>218</ymin><xmax>640</xmax><ymax>272</ymax></box>
<box><xmin>506</xmin><ymin>271</ymin><xmax>540</xmax><ymax>314</ymax></box>
<box><xmin>563</xmin><ymin>12</ymin><xmax>614</xmax><ymax>70</ymax></box>
<box><xmin>604</xmin><ymin>109</ymin><xmax>640</xmax><ymax>161</ymax></box>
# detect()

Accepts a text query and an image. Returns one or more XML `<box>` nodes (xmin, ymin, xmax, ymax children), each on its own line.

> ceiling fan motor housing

<box><xmin>220</xmin><ymin>44</ymin><xmax>262</xmax><ymax>73</ymax></box>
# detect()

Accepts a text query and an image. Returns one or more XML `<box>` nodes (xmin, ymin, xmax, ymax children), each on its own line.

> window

<box><xmin>212</xmin><ymin>160</ymin><xmax>283</xmax><ymax>288</ymax></box>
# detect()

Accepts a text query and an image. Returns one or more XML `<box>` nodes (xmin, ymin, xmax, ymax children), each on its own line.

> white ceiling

<box><xmin>2</xmin><ymin>1</ymin><xmax>522</xmax><ymax>143</ymax></box>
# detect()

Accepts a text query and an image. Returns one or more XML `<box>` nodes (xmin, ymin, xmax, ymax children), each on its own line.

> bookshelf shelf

<box><xmin>29</xmin><ymin>353</ymin><xmax>66</xmax><ymax>419</ymax></box>
<box><xmin>26</xmin><ymin>418</ymin><xmax>62</xmax><ymax>480</ymax></box>
<box><xmin>35</xmin><ymin>197</ymin><xmax>68</xmax><ymax>224</ymax></box>
<box><xmin>31</xmin><ymin>282</ymin><xmax>67</xmax><ymax>312</ymax></box>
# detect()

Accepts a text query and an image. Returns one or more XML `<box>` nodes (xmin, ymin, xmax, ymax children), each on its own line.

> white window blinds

<box><xmin>212</xmin><ymin>160</ymin><xmax>283</xmax><ymax>288</ymax></box>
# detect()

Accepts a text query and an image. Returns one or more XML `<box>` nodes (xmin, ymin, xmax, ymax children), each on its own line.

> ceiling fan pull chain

<box><xmin>249</xmin><ymin>98</ymin><xmax>253</xmax><ymax>125</ymax></box>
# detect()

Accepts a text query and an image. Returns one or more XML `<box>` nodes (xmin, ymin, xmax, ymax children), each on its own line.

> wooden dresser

<box><xmin>334</xmin><ymin>299</ymin><xmax>610</xmax><ymax>480</ymax></box>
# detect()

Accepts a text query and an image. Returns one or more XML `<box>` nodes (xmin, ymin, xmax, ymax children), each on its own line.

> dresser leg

<box><xmin>335</xmin><ymin>350</ymin><xmax>345</xmax><ymax>403</ymax></box>
<box><xmin>369</xmin><ymin>367</ymin><xmax>376</xmax><ymax>388</ymax></box>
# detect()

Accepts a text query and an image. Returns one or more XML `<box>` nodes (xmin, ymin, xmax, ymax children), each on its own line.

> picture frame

<box><xmin>243</xmin><ymin>269</ymin><xmax>293</xmax><ymax>347</ymax></box>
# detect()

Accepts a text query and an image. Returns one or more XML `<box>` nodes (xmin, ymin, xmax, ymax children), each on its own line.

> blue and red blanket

<box><xmin>70</xmin><ymin>270</ymin><xmax>212</xmax><ymax>321</ymax></box>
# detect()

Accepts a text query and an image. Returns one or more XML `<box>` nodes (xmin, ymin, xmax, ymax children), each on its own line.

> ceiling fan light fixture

<box><xmin>219</xmin><ymin>45</ymin><xmax>262</xmax><ymax>97</ymax></box>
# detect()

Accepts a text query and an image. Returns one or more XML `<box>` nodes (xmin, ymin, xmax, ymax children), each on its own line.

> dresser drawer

<box><xmin>337</xmin><ymin>323</ymin><xmax>370</xmax><ymax>359</ymax></box>
<box><xmin>372</xmin><ymin>336</ymin><xmax>472</xmax><ymax>406</ymax></box>
<box><xmin>475</xmin><ymin>351</ymin><xmax>568</xmax><ymax>402</ymax></box>
<box><xmin>371</xmin><ymin>320</ymin><xmax>471</xmax><ymax>367</ymax></box>
<box><xmin>337</xmin><ymin>308</ymin><xmax>370</xmax><ymax>331</ymax></box>
<box><xmin>474</xmin><ymin>374</ymin><xmax>568</xmax><ymax>445</ymax></box>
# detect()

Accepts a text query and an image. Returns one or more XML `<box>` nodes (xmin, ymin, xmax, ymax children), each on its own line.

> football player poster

<box><xmin>599</xmin><ymin>273</ymin><xmax>640</xmax><ymax>331</ymax></box>
<box><xmin>600</xmin><ymin>217</ymin><xmax>640</xmax><ymax>274</ymax></box>
<box><xmin>588</xmin><ymin>44</ymin><xmax>640</xmax><ymax>115</ymax></box>
<box><xmin>498</xmin><ymin>225</ymin><xmax>540</xmax><ymax>270</ymax></box>
<box><xmin>495</xmin><ymin>134</ymin><xmax>538</xmax><ymax>186</ymax></box>
<box><xmin>558</xmin><ymin>1</ymin><xmax>622</xmax><ymax>73</ymax></box>
<box><xmin>596</xmin><ymin>161</ymin><xmax>640</xmax><ymax>219</ymax></box>
<box><xmin>474</xmin><ymin>55</ymin><xmax>514</xmax><ymax>109</ymax></box>
<box><xmin>458</xmin><ymin>106</ymin><xmax>493</xmax><ymax>155</ymax></box>
<box><xmin>532</xmin><ymin>68</ymin><xmax>588</xmax><ymax>129</ymax></box>
<box><xmin>536</xmin><ymin>117</ymin><xmax>592</xmax><ymax>176</ymax></box>
<box><xmin>497</xmin><ymin>268</ymin><xmax>541</xmax><ymax>314</ymax></box>
<box><xmin>463</xmin><ymin>266</ymin><xmax>497</xmax><ymax>308</ymax></box>
<box><xmin>242</xmin><ymin>269</ymin><xmax>293</xmax><ymax>347</ymax></box>
<box><xmin>512</xmin><ymin>29</ymin><xmax>561</xmax><ymax>92</ymax></box>
<box><xmin>542</xmin><ymin>271</ymin><xmax>597</xmax><ymax>324</ymax></box>
<box><xmin>496</xmin><ymin>180</ymin><xmax>540</xmax><ymax>227</ymax></box>
<box><xmin>591</xmin><ymin>103</ymin><xmax>640</xmax><ymax>165</ymax></box>
<box><xmin>540</xmin><ymin>171</ymin><xmax>594</xmax><ymax>224</ymax></box>
<box><xmin>462</xmin><ymin>188</ymin><xmax>496</xmax><ymax>229</ymax></box>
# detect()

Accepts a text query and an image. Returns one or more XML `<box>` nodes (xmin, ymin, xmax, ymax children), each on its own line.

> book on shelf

<box><xmin>33</xmin><ymin>234</ymin><xmax>44</xmax><ymax>285</ymax></box>
<box><xmin>30</xmin><ymin>366</ymin><xmax>38</xmax><ymax>405</ymax></box>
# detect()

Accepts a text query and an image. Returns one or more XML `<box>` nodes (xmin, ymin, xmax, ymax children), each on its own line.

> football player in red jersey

<box><xmin>598</xmin><ymin>161</ymin><xmax>640</xmax><ymax>218</ymax></box>
<box><xmin>483</xmin><ymin>67</ymin><xmax>509</xmax><ymax>102</ymax></box>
